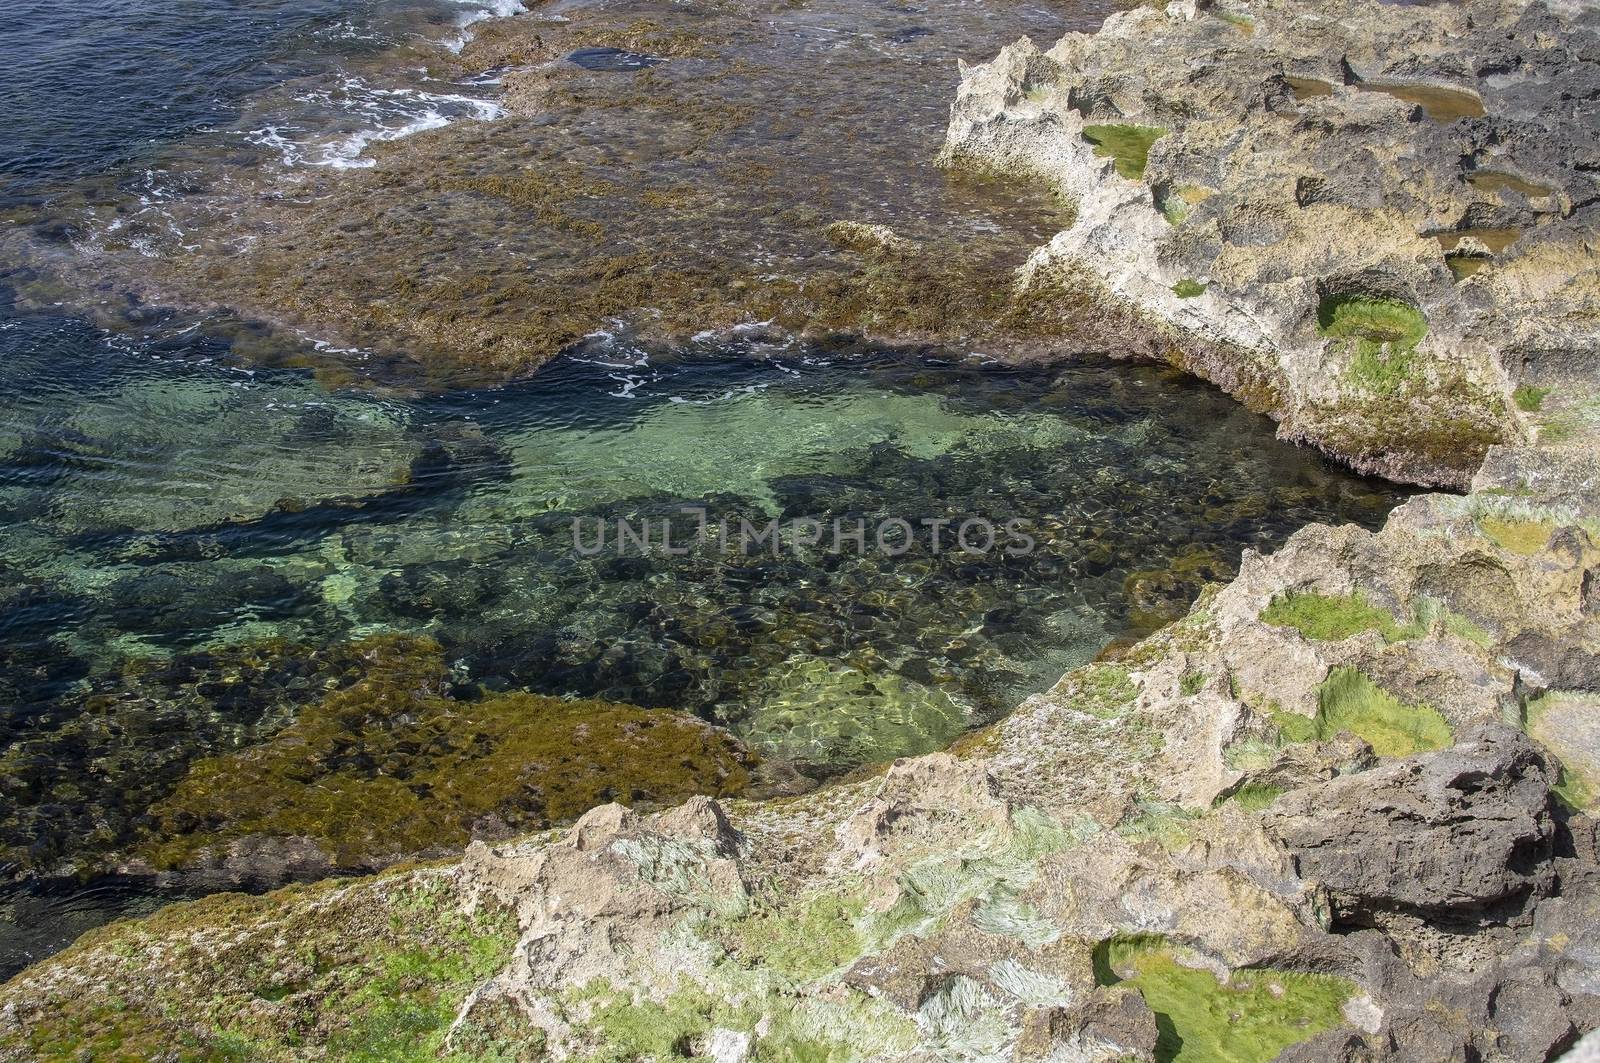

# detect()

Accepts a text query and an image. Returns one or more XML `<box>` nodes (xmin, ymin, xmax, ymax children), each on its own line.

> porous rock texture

<box><xmin>941</xmin><ymin>0</ymin><xmax>1600</xmax><ymax>488</ymax></box>
<box><xmin>5</xmin><ymin>2</ymin><xmax>1600</xmax><ymax>1061</ymax></box>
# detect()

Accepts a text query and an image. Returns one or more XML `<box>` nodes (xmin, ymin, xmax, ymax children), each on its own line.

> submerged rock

<box><xmin>136</xmin><ymin>634</ymin><xmax>759</xmax><ymax>878</ymax></box>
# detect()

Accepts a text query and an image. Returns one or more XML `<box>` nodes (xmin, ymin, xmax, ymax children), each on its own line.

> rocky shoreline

<box><xmin>941</xmin><ymin>0</ymin><xmax>1600</xmax><ymax>489</ymax></box>
<box><xmin>3</xmin><ymin>0</ymin><xmax>1599</xmax><ymax>1060</ymax></box>
<box><xmin>6</xmin><ymin>423</ymin><xmax>1596</xmax><ymax>1058</ymax></box>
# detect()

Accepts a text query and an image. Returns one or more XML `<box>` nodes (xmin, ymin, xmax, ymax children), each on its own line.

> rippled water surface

<box><xmin>0</xmin><ymin>0</ymin><xmax>520</xmax><ymax>199</ymax></box>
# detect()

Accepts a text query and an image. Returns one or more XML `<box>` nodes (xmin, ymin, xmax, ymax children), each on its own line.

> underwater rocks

<box><xmin>135</xmin><ymin>634</ymin><xmax>759</xmax><ymax>878</ymax></box>
<box><xmin>0</xmin><ymin>633</ymin><xmax>759</xmax><ymax>886</ymax></box>
<box><xmin>941</xmin><ymin>0</ymin><xmax>1600</xmax><ymax>487</ymax></box>
<box><xmin>2</xmin><ymin>372</ymin><xmax>422</xmax><ymax>536</ymax></box>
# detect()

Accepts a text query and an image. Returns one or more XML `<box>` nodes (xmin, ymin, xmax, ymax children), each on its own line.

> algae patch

<box><xmin>728</xmin><ymin>894</ymin><xmax>867</xmax><ymax>984</ymax></box>
<box><xmin>1316</xmin><ymin>295</ymin><xmax>1428</xmax><ymax>396</ymax></box>
<box><xmin>1261</xmin><ymin>590</ymin><xmax>1407</xmax><ymax>642</ymax></box>
<box><xmin>1478</xmin><ymin>515</ymin><xmax>1552</xmax><ymax>556</ymax></box>
<box><xmin>1523</xmin><ymin>692</ymin><xmax>1600</xmax><ymax>814</ymax></box>
<box><xmin>1513</xmin><ymin>385</ymin><xmax>1550</xmax><ymax>413</ymax></box>
<box><xmin>1082</xmin><ymin>124</ymin><xmax>1165</xmax><ymax>180</ymax></box>
<box><xmin>1094</xmin><ymin>937</ymin><xmax>1355</xmax><ymax>1062</ymax></box>
<box><xmin>1313</xmin><ymin>667</ymin><xmax>1452</xmax><ymax>758</ymax></box>
<box><xmin>142</xmin><ymin>634</ymin><xmax>756</xmax><ymax>869</ymax></box>
<box><xmin>5</xmin><ymin>874</ymin><xmax>525</xmax><ymax>1063</ymax></box>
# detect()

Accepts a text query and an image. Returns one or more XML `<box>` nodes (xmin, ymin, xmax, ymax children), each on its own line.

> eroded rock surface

<box><xmin>1267</xmin><ymin>723</ymin><xmax>1557</xmax><ymax>922</ymax></box>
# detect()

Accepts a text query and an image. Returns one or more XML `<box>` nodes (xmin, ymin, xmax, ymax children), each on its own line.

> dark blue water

<box><xmin>0</xmin><ymin>0</ymin><xmax>517</xmax><ymax>201</ymax></box>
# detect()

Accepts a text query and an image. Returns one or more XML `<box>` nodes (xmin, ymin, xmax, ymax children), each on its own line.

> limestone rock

<box><xmin>1015</xmin><ymin>985</ymin><xmax>1160</xmax><ymax>1061</ymax></box>
<box><xmin>944</xmin><ymin>0</ymin><xmax>1600</xmax><ymax>487</ymax></box>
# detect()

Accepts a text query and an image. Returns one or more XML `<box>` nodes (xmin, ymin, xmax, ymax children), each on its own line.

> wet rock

<box><xmin>1266</xmin><ymin>724</ymin><xmax>1557</xmax><ymax>923</ymax></box>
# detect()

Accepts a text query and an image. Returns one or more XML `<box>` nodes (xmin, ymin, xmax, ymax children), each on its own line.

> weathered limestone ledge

<box><xmin>941</xmin><ymin>0</ymin><xmax>1600</xmax><ymax>488</ymax></box>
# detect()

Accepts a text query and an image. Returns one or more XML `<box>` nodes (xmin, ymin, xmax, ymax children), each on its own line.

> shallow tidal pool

<box><xmin>0</xmin><ymin>303</ymin><xmax>1416</xmax><ymax>973</ymax></box>
<box><xmin>1</xmin><ymin>306</ymin><xmax>1409</xmax><ymax>856</ymax></box>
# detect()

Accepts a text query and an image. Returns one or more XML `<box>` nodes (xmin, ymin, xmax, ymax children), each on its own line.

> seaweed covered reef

<box><xmin>1</xmin><ymin>0</ymin><xmax>1108</xmax><ymax>390</ymax></box>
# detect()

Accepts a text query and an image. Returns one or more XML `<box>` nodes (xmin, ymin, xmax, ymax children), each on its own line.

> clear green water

<box><xmin>0</xmin><ymin>307</ymin><xmax>1408</xmax><ymax>879</ymax></box>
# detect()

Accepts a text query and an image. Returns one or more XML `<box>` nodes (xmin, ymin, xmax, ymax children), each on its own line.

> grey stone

<box><xmin>1267</xmin><ymin>724</ymin><xmax>1557</xmax><ymax>922</ymax></box>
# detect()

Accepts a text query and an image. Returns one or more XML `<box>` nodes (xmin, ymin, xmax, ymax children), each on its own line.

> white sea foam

<box><xmin>243</xmin><ymin>0</ymin><xmax>523</xmax><ymax>169</ymax></box>
<box><xmin>244</xmin><ymin>76</ymin><xmax>505</xmax><ymax>169</ymax></box>
<box><xmin>443</xmin><ymin>0</ymin><xmax>527</xmax><ymax>52</ymax></box>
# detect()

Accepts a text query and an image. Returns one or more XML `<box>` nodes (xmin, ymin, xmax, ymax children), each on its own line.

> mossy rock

<box><xmin>1083</xmin><ymin>124</ymin><xmax>1166</xmax><ymax>180</ymax></box>
<box><xmin>1062</xmin><ymin>662</ymin><xmax>1140</xmax><ymax>718</ymax></box>
<box><xmin>1310</xmin><ymin>398</ymin><xmax>1507</xmax><ymax>484</ymax></box>
<box><xmin>1311</xmin><ymin>667</ymin><xmax>1452</xmax><ymax>758</ymax></box>
<box><xmin>1260</xmin><ymin>590</ymin><xmax>1409</xmax><ymax>642</ymax></box>
<box><xmin>728</xmin><ymin>893</ymin><xmax>867</xmax><ymax>984</ymax></box>
<box><xmin>1316</xmin><ymin>294</ymin><xmax>1427</xmax><ymax>396</ymax></box>
<box><xmin>1093</xmin><ymin>936</ymin><xmax>1355</xmax><ymax>1062</ymax></box>
<box><xmin>1523</xmin><ymin>692</ymin><xmax>1600</xmax><ymax>814</ymax></box>
<box><xmin>1478</xmin><ymin>515</ymin><xmax>1553</xmax><ymax>556</ymax></box>
<box><xmin>141</xmin><ymin>634</ymin><xmax>757</xmax><ymax>869</ymax></box>
<box><xmin>4</xmin><ymin>873</ymin><xmax>526</xmax><ymax>1063</ymax></box>
<box><xmin>1513</xmin><ymin>385</ymin><xmax>1550</xmax><ymax>413</ymax></box>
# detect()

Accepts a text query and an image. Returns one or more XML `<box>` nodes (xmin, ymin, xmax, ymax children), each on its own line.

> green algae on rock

<box><xmin>141</xmin><ymin>634</ymin><xmax>756</xmax><ymax>871</ymax></box>
<box><xmin>1523</xmin><ymin>692</ymin><xmax>1600</xmax><ymax>814</ymax></box>
<box><xmin>1316</xmin><ymin>295</ymin><xmax>1428</xmax><ymax>394</ymax></box>
<box><xmin>1094</xmin><ymin>936</ymin><xmax>1355</xmax><ymax>1062</ymax></box>
<box><xmin>1260</xmin><ymin>589</ymin><xmax>1407</xmax><ymax>642</ymax></box>
<box><xmin>1312</xmin><ymin>667</ymin><xmax>1452</xmax><ymax>759</ymax></box>
<box><xmin>2</xmin><ymin>871</ymin><xmax>529</xmax><ymax>1063</ymax></box>
<box><xmin>1081</xmin><ymin>124</ymin><xmax>1165</xmax><ymax>180</ymax></box>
